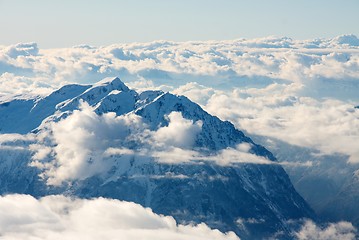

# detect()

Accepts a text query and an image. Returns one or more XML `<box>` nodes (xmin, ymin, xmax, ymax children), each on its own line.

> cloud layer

<box><xmin>0</xmin><ymin>35</ymin><xmax>359</xmax><ymax>101</ymax></box>
<box><xmin>0</xmin><ymin>194</ymin><xmax>239</xmax><ymax>240</ymax></box>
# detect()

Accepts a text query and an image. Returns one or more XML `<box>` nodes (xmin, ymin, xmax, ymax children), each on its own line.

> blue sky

<box><xmin>0</xmin><ymin>0</ymin><xmax>358</xmax><ymax>48</ymax></box>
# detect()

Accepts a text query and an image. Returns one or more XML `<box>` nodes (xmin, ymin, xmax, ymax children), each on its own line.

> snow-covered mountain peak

<box><xmin>91</xmin><ymin>76</ymin><xmax>130</xmax><ymax>92</ymax></box>
<box><xmin>56</xmin><ymin>77</ymin><xmax>130</xmax><ymax>111</ymax></box>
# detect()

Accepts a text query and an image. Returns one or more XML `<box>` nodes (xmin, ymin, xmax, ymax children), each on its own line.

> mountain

<box><xmin>0</xmin><ymin>77</ymin><xmax>316</xmax><ymax>239</ymax></box>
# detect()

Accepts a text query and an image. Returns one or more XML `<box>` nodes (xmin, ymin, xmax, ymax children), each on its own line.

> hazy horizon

<box><xmin>1</xmin><ymin>0</ymin><xmax>358</xmax><ymax>48</ymax></box>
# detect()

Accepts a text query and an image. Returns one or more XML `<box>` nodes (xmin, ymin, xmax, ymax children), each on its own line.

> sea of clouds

<box><xmin>1</xmin><ymin>35</ymin><xmax>359</xmax><ymax>239</ymax></box>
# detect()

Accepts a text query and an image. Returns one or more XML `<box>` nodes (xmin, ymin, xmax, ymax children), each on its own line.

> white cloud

<box><xmin>137</xmin><ymin>142</ymin><xmax>291</xmax><ymax>167</ymax></box>
<box><xmin>0</xmin><ymin>133</ymin><xmax>35</xmax><ymax>152</ymax></box>
<box><xmin>4</xmin><ymin>42</ymin><xmax>39</xmax><ymax>58</ymax></box>
<box><xmin>152</xmin><ymin>111</ymin><xmax>203</xmax><ymax>149</ymax></box>
<box><xmin>151</xmin><ymin>147</ymin><xmax>201</xmax><ymax>164</ymax></box>
<box><xmin>0</xmin><ymin>73</ymin><xmax>53</xmax><ymax>101</ymax></box>
<box><xmin>0</xmin><ymin>194</ymin><xmax>239</xmax><ymax>240</ymax></box>
<box><xmin>295</xmin><ymin>220</ymin><xmax>357</xmax><ymax>240</ymax></box>
<box><xmin>203</xmin><ymin>143</ymin><xmax>273</xmax><ymax>166</ymax></box>
<box><xmin>172</xmin><ymin>82</ymin><xmax>215</xmax><ymax>106</ymax></box>
<box><xmin>0</xmin><ymin>133</ymin><xmax>35</xmax><ymax>144</ymax></box>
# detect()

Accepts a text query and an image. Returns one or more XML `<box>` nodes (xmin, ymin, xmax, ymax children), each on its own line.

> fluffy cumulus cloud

<box><xmin>0</xmin><ymin>194</ymin><xmax>239</xmax><ymax>240</ymax></box>
<box><xmin>153</xmin><ymin>111</ymin><xmax>203</xmax><ymax>149</ymax></box>
<box><xmin>295</xmin><ymin>220</ymin><xmax>357</xmax><ymax>240</ymax></box>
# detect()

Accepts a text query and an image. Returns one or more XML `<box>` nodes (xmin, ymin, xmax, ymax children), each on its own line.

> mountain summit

<box><xmin>0</xmin><ymin>77</ymin><xmax>315</xmax><ymax>239</ymax></box>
